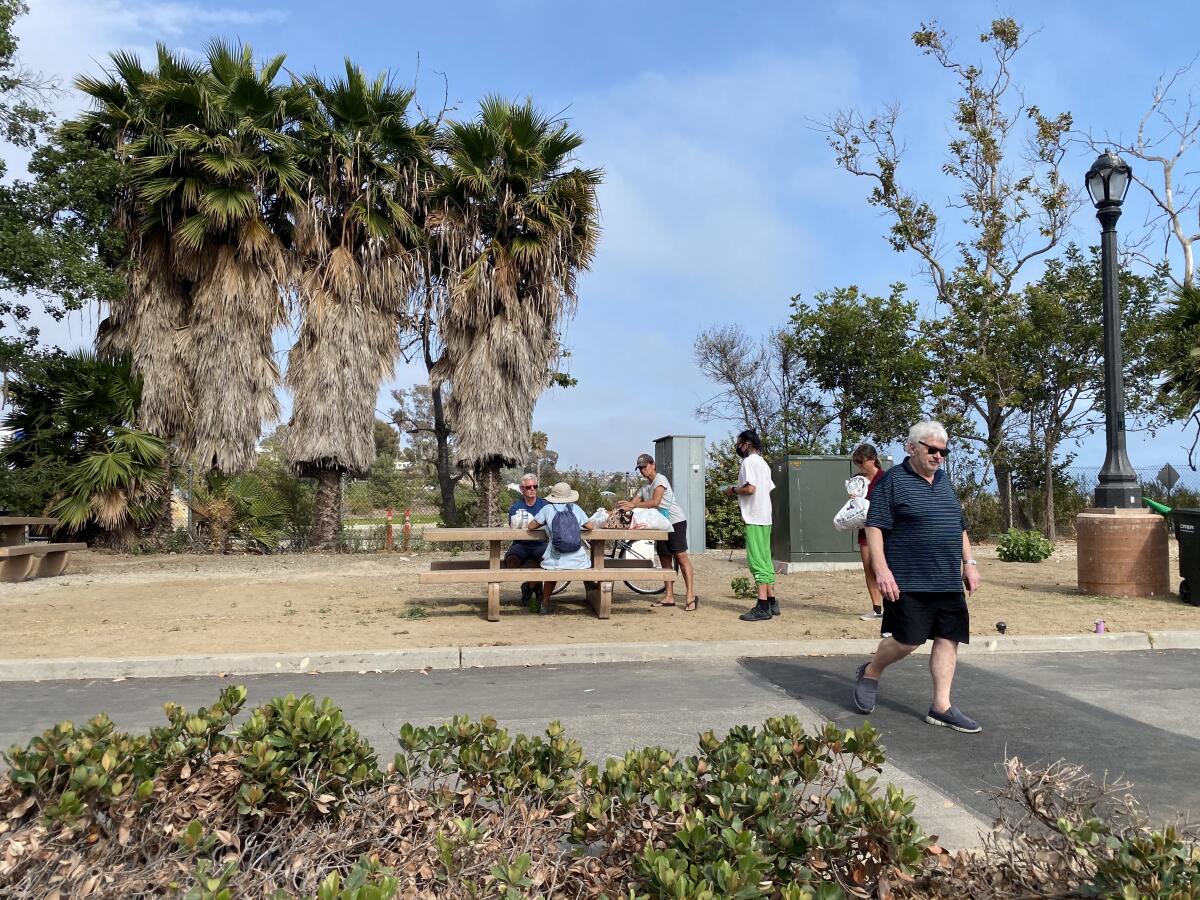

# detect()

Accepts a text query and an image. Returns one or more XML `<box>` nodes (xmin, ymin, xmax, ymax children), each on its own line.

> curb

<box><xmin>1</xmin><ymin>631</ymin><xmax>1198</xmax><ymax>683</ymax></box>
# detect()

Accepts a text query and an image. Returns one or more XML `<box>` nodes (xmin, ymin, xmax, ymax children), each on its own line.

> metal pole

<box><xmin>1093</xmin><ymin>203</ymin><xmax>1140</xmax><ymax>508</ymax></box>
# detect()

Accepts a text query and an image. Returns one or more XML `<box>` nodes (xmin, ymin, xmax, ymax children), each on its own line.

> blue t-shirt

<box><xmin>864</xmin><ymin>458</ymin><xmax>968</xmax><ymax>592</ymax></box>
<box><xmin>533</xmin><ymin>503</ymin><xmax>591</xmax><ymax>570</ymax></box>
<box><xmin>509</xmin><ymin>497</ymin><xmax>549</xmax><ymax>543</ymax></box>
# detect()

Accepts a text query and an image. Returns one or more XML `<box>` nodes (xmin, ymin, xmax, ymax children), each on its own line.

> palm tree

<box><xmin>71</xmin><ymin>41</ymin><xmax>305</xmax><ymax>474</ymax></box>
<box><xmin>282</xmin><ymin>62</ymin><xmax>433</xmax><ymax>547</ymax></box>
<box><xmin>431</xmin><ymin>97</ymin><xmax>601</xmax><ymax>523</ymax></box>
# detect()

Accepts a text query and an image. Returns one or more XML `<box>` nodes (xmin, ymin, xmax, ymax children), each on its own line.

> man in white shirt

<box><xmin>724</xmin><ymin>429</ymin><xmax>777</xmax><ymax>621</ymax></box>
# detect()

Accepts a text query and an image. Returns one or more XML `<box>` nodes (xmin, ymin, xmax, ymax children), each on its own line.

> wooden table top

<box><xmin>422</xmin><ymin>527</ymin><xmax>669</xmax><ymax>542</ymax></box>
<box><xmin>0</xmin><ymin>517</ymin><xmax>59</xmax><ymax>526</ymax></box>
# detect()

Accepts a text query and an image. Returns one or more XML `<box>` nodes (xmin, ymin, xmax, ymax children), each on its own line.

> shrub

<box><xmin>731</xmin><ymin>576</ymin><xmax>757</xmax><ymax>600</ymax></box>
<box><xmin>996</xmin><ymin>527</ymin><xmax>1054</xmax><ymax>562</ymax></box>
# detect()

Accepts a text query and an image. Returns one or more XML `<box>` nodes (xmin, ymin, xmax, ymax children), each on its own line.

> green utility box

<box><xmin>770</xmin><ymin>455</ymin><xmax>891</xmax><ymax>571</ymax></box>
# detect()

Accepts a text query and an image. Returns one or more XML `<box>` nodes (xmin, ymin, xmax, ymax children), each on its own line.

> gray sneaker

<box><xmin>769</xmin><ymin>598</ymin><xmax>780</xmax><ymax>617</ymax></box>
<box><xmin>925</xmin><ymin>706</ymin><xmax>981</xmax><ymax>734</ymax></box>
<box><xmin>853</xmin><ymin>662</ymin><xmax>878</xmax><ymax>713</ymax></box>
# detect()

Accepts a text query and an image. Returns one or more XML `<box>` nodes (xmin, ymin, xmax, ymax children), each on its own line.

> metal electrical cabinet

<box><xmin>653</xmin><ymin>435</ymin><xmax>706</xmax><ymax>554</ymax></box>
<box><xmin>770</xmin><ymin>455</ymin><xmax>892</xmax><ymax>569</ymax></box>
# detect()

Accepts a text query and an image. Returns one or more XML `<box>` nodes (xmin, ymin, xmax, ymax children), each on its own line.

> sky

<box><xmin>9</xmin><ymin>0</ymin><xmax>1200</xmax><ymax>474</ymax></box>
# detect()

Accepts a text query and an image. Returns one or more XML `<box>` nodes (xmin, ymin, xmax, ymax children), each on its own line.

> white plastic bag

<box><xmin>510</xmin><ymin>508</ymin><xmax>533</xmax><ymax>529</ymax></box>
<box><xmin>833</xmin><ymin>497</ymin><xmax>869</xmax><ymax>531</ymax></box>
<box><xmin>631</xmin><ymin>508</ymin><xmax>672</xmax><ymax>530</ymax></box>
<box><xmin>844</xmin><ymin>475</ymin><xmax>870</xmax><ymax>499</ymax></box>
<box><xmin>585</xmin><ymin>508</ymin><xmax>609</xmax><ymax>528</ymax></box>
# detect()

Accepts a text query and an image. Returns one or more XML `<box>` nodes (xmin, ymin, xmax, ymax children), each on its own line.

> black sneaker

<box><xmin>739</xmin><ymin>602</ymin><xmax>772</xmax><ymax>622</ymax></box>
<box><xmin>520</xmin><ymin>582</ymin><xmax>533</xmax><ymax>605</ymax></box>
<box><xmin>769</xmin><ymin>598</ymin><xmax>780</xmax><ymax>617</ymax></box>
<box><xmin>925</xmin><ymin>706</ymin><xmax>981</xmax><ymax>734</ymax></box>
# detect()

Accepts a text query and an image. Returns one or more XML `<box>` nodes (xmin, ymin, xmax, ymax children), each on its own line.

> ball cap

<box><xmin>635</xmin><ymin>453</ymin><xmax>655</xmax><ymax>467</ymax></box>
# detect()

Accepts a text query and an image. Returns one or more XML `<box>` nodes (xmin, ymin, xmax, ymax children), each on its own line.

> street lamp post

<box><xmin>1086</xmin><ymin>150</ymin><xmax>1140</xmax><ymax>509</ymax></box>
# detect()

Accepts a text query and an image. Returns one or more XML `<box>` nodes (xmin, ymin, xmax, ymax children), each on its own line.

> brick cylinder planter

<box><xmin>1076</xmin><ymin>508</ymin><xmax>1170</xmax><ymax>597</ymax></box>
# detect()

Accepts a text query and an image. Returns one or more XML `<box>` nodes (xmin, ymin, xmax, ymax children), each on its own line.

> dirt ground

<box><xmin>1</xmin><ymin>542</ymin><xmax>1197</xmax><ymax>660</ymax></box>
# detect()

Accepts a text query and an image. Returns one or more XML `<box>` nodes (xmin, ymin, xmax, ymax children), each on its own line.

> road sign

<box><xmin>1158</xmin><ymin>464</ymin><xmax>1180</xmax><ymax>491</ymax></box>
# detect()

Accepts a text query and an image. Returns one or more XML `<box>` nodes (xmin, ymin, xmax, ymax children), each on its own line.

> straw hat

<box><xmin>544</xmin><ymin>481</ymin><xmax>579</xmax><ymax>504</ymax></box>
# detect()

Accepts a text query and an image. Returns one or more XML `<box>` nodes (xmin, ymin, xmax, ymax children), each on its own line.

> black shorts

<box><xmin>881</xmin><ymin>590</ymin><xmax>969</xmax><ymax>646</ymax></box>
<box><xmin>655</xmin><ymin>521</ymin><xmax>688</xmax><ymax>556</ymax></box>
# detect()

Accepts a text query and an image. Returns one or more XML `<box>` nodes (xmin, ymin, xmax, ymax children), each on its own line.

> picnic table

<box><xmin>0</xmin><ymin>517</ymin><xmax>86</xmax><ymax>582</ymax></box>
<box><xmin>419</xmin><ymin>527</ymin><xmax>675</xmax><ymax>621</ymax></box>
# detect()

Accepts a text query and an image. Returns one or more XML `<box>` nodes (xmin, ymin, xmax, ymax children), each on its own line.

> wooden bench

<box><xmin>0</xmin><ymin>516</ymin><xmax>85</xmax><ymax>582</ymax></box>
<box><xmin>0</xmin><ymin>543</ymin><xmax>88</xmax><ymax>582</ymax></box>
<box><xmin>420</xmin><ymin>527</ymin><xmax>675</xmax><ymax>621</ymax></box>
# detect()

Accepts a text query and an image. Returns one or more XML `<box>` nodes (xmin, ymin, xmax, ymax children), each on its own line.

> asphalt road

<box><xmin>2</xmin><ymin>649</ymin><xmax>1196</xmax><ymax>847</ymax></box>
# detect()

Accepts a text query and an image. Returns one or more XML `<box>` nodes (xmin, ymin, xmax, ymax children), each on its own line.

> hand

<box><xmin>875</xmin><ymin>567</ymin><xmax>900</xmax><ymax>603</ymax></box>
<box><xmin>725</xmin><ymin>486</ymin><xmax>736</xmax><ymax>497</ymax></box>
<box><xmin>963</xmin><ymin>564</ymin><xmax>980</xmax><ymax>597</ymax></box>
<box><xmin>616</xmin><ymin>500</ymin><xmax>632</xmax><ymax>511</ymax></box>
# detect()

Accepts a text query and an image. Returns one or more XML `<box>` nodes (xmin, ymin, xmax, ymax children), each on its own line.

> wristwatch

<box><xmin>964</xmin><ymin>559</ymin><xmax>977</xmax><ymax>566</ymax></box>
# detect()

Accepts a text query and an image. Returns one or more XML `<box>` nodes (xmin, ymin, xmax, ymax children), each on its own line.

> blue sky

<box><xmin>11</xmin><ymin>0</ymin><xmax>1200</xmax><ymax>473</ymax></box>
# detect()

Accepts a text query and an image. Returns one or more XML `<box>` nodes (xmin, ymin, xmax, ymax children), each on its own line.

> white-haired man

<box><xmin>852</xmin><ymin>421</ymin><xmax>983</xmax><ymax>733</ymax></box>
<box><xmin>505</xmin><ymin>473</ymin><xmax>549</xmax><ymax>607</ymax></box>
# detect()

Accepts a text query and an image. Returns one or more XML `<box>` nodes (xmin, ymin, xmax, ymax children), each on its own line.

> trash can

<box><xmin>1171</xmin><ymin>508</ymin><xmax>1200</xmax><ymax>605</ymax></box>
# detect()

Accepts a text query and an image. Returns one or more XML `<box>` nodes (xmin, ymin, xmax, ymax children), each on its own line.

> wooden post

<box><xmin>385</xmin><ymin>508</ymin><xmax>394</xmax><ymax>550</ymax></box>
<box><xmin>487</xmin><ymin>582</ymin><xmax>501</xmax><ymax>621</ymax></box>
<box><xmin>402</xmin><ymin>508</ymin><xmax>412</xmax><ymax>552</ymax></box>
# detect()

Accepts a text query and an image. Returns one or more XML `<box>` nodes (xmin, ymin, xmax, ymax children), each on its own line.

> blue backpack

<box><xmin>548</xmin><ymin>504</ymin><xmax>582</xmax><ymax>553</ymax></box>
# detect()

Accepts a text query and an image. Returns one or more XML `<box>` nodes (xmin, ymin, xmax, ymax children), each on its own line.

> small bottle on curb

<box><xmin>1094</xmin><ymin>619</ymin><xmax>1106</xmax><ymax>634</ymax></box>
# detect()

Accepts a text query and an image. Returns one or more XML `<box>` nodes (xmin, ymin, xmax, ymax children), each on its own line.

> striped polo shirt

<box><xmin>864</xmin><ymin>457</ymin><xmax>968</xmax><ymax>592</ymax></box>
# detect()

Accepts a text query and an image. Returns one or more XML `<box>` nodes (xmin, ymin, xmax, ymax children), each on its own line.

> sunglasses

<box><xmin>918</xmin><ymin>440</ymin><xmax>950</xmax><ymax>458</ymax></box>
<box><xmin>522</xmin><ymin>483</ymin><xmax>538</xmax><ymax>489</ymax></box>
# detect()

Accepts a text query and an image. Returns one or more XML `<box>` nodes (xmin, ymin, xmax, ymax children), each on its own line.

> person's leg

<box><xmin>929</xmin><ymin>637</ymin><xmax>958</xmax><ymax>712</ymax></box>
<box><xmin>540</xmin><ymin>581</ymin><xmax>556</xmax><ymax>612</ymax></box>
<box><xmin>859</xmin><ymin>544</ymin><xmax>882</xmax><ymax>616</ymax></box>
<box><xmin>656</xmin><ymin>544</ymin><xmax>676</xmax><ymax>603</ymax></box>
<box><xmin>740</xmin><ymin>525</ymin><xmax>775</xmax><ymax>620</ymax></box>
<box><xmin>864</xmin><ymin>636</ymin><xmax>919</xmax><ymax>680</ymax></box>
<box><xmin>674</xmin><ymin>551</ymin><xmax>696</xmax><ymax>608</ymax></box>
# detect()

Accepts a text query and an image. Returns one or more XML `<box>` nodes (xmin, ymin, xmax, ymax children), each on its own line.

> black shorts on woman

<box><xmin>656</xmin><ymin>520</ymin><xmax>688</xmax><ymax>556</ymax></box>
<box><xmin>881</xmin><ymin>590</ymin><xmax>970</xmax><ymax>646</ymax></box>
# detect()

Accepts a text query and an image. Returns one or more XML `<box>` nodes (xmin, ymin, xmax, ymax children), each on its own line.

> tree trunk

<box><xmin>984</xmin><ymin>396</ymin><xmax>1015</xmax><ymax>532</ymax></box>
<box><xmin>1043</xmin><ymin>442</ymin><xmax>1057</xmax><ymax>541</ymax></box>
<box><xmin>474</xmin><ymin>460</ymin><xmax>503</xmax><ymax>526</ymax></box>
<box><xmin>312</xmin><ymin>470</ymin><xmax>341</xmax><ymax>549</ymax></box>
<box><xmin>430</xmin><ymin>382</ymin><xmax>459</xmax><ymax>526</ymax></box>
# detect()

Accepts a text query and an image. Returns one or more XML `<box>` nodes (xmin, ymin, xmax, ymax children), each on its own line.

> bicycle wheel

<box><xmin>612</xmin><ymin>539</ymin><xmax>667</xmax><ymax>595</ymax></box>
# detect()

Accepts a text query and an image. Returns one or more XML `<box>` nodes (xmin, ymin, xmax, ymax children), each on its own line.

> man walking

<box><xmin>852</xmin><ymin>421</ymin><xmax>983</xmax><ymax>733</ymax></box>
<box><xmin>725</xmin><ymin>429</ymin><xmax>778</xmax><ymax>621</ymax></box>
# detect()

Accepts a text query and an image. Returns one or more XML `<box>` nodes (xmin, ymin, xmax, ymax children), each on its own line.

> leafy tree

<box><xmin>825</xmin><ymin>18</ymin><xmax>1074</xmax><ymax>528</ymax></box>
<box><xmin>1014</xmin><ymin>245</ymin><xmax>1170</xmax><ymax>537</ymax></box>
<box><xmin>0</xmin><ymin>351</ymin><xmax>166</xmax><ymax>544</ymax></box>
<box><xmin>1157</xmin><ymin>284</ymin><xmax>1200</xmax><ymax>464</ymax></box>
<box><xmin>431</xmin><ymin>97</ymin><xmax>601</xmax><ymax>524</ymax></box>
<box><xmin>373</xmin><ymin>419</ymin><xmax>400</xmax><ymax>458</ymax></box>
<box><xmin>693</xmin><ymin>325</ymin><xmax>827</xmax><ymax>454</ymax></box>
<box><xmin>282</xmin><ymin>62</ymin><xmax>433</xmax><ymax>548</ymax></box>
<box><xmin>786</xmin><ymin>284</ymin><xmax>930</xmax><ymax>451</ymax></box>
<box><xmin>703</xmin><ymin>438</ymin><xmax>746</xmax><ymax>548</ymax></box>
<box><xmin>390</xmin><ymin>382</ymin><xmax>464</xmax><ymax>523</ymax></box>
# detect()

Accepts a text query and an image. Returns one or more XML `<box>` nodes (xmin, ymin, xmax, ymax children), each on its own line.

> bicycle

<box><xmin>548</xmin><ymin>536</ymin><xmax>675</xmax><ymax>595</ymax></box>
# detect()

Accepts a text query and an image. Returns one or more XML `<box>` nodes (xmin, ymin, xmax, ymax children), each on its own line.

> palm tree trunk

<box><xmin>474</xmin><ymin>460</ymin><xmax>503</xmax><ymax>526</ymax></box>
<box><xmin>312</xmin><ymin>470</ymin><xmax>342</xmax><ymax>549</ymax></box>
<box><xmin>430</xmin><ymin>383</ymin><xmax>459</xmax><ymax>527</ymax></box>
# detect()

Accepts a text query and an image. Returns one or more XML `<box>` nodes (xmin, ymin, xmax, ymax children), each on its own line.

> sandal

<box><xmin>684</xmin><ymin>597</ymin><xmax>701</xmax><ymax>612</ymax></box>
<box><xmin>652</xmin><ymin>599</ymin><xmax>677</xmax><ymax>608</ymax></box>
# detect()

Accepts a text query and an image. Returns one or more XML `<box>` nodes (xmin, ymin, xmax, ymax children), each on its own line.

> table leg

<box><xmin>585</xmin><ymin>580</ymin><xmax>613</xmax><ymax>619</ymax></box>
<box><xmin>489</xmin><ymin>541</ymin><xmax>502</xmax><ymax>569</ymax></box>
<box><xmin>0</xmin><ymin>525</ymin><xmax>23</xmax><ymax>547</ymax></box>
<box><xmin>487</xmin><ymin>582</ymin><xmax>501</xmax><ymax>622</ymax></box>
<box><xmin>1</xmin><ymin>555</ymin><xmax>33</xmax><ymax>583</ymax></box>
<box><xmin>36</xmin><ymin>551</ymin><xmax>69</xmax><ymax>578</ymax></box>
<box><xmin>590</xmin><ymin>539</ymin><xmax>606</xmax><ymax>571</ymax></box>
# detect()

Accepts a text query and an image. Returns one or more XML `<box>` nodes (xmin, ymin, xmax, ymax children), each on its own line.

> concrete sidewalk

<box><xmin>1</xmin><ymin>629</ymin><xmax>1198</xmax><ymax>682</ymax></box>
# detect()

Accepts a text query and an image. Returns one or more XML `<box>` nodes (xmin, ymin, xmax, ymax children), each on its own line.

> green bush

<box><xmin>731</xmin><ymin>576</ymin><xmax>757</xmax><ymax>600</ymax></box>
<box><xmin>996</xmin><ymin>527</ymin><xmax>1054</xmax><ymax>562</ymax></box>
<box><xmin>6</xmin><ymin>693</ymin><xmax>1193</xmax><ymax>898</ymax></box>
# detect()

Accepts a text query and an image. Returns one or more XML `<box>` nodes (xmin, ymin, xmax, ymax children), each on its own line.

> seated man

<box><xmin>528</xmin><ymin>481</ymin><xmax>593</xmax><ymax>614</ymax></box>
<box><xmin>505</xmin><ymin>473</ymin><xmax>548</xmax><ymax>606</ymax></box>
